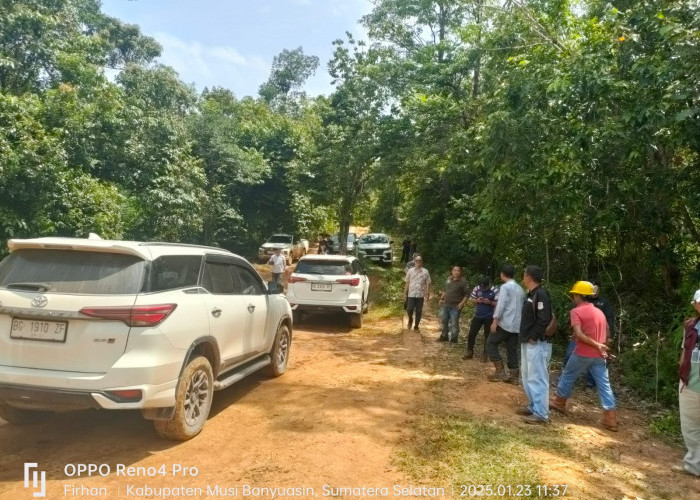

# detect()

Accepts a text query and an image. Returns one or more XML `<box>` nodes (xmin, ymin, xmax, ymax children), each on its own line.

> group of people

<box><xmin>404</xmin><ymin>255</ymin><xmax>700</xmax><ymax>476</ymax></box>
<box><xmin>403</xmin><ymin>257</ymin><xmax>619</xmax><ymax>431</ymax></box>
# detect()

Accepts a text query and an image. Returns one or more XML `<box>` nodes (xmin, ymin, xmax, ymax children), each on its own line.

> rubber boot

<box><xmin>601</xmin><ymin>410</ymin><xmax>618</xmax><ymax>432</ymax></box>
<box><xmin>462</xmin><ymin>349</ymin><xmax>474</xmax><ymax>360</ymax></box>
<box><xmin>480</xmin><ymin>351</ymin><xmax>488</xmax><ymax>363</ymax></box>
<box><xmin>507</xmin><ymin>368</ymin><xmax>520</xmax><ymax>385</ymax></box>
<box><xmin>487</xmin><ymin>360</ymin><xmax>506</xmax><ymax>382</ymax></box>
<box><xmin>550</xmin><ymin>395</ymin><xmax>568</xmax><ymax>413</ymax></box>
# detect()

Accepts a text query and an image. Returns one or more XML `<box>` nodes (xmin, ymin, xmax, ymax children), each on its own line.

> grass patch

<box><xmin>366</xmin><ymin>263</ymin><xmax>406</xmax><ymax>317</ymax></box>
<box><xmin>649</xmin><ymin>409</ymin><xmax>683</xmax><ymax>445</ymax></box>
<box><xmin>395</xmin><ymin>409</ymin><xmax>575</xmax><ymax>499</ymax></box>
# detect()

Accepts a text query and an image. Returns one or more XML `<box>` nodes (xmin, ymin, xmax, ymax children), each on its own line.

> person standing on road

<box><xmin>464</xmin><ymin>276</ymin><xmax>498</xmax><ymax>361</ymax></box>
<box><xmin>486</xmin><ymin>264</ymin><xmax>524</xmax><ymax>383</ymax></box>
<box><xmin>551</xmin><ymin>281</ymin><xmax>618</xmax><ymax>432</ymax></box>
<box><xmin>563</xmin><ymin>279</ymin><xmax>616</xmax><ymax>389</ymax></box>
<box><xmin>409</xmin><ymin>239</ymin><xmax>418</xmax><ymax>258</ymax></box>
<box><xmin>404</xmin><ymin>254</ymin><xmax>431</xmax><ymax>332</ymax></box>
<box><xmin>401</xmin><ymin>237</ymin><xmax>411</xmax><ymax>263</ymax></box>
<box><xmin>517</xmin><ymin>266</ymin><xmax>553</xmax><ymax>425</ymax></box>
<box><xmin>673</xmin><ymin>289</ymin><xmax>700</xmax><ymax>476</ymax></box>
<box><xmin>267</xmin><ymin>248</ymin><xmax>286</xmax><ymax>283</ymax></box>
<box><xmin>438</xmin><ymin>265</ymin><xmax>470</xmax><ymax>344</ymax></box>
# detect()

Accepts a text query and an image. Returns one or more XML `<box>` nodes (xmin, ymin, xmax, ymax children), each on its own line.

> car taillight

<box><xmin>289</xmin><ymin>275</ymin><xmax>307</xmax><ymax>284</ymax></box>
<box><xmin>104</xmin><ymin>389</ymin><xmax>143</xmax><ymax>402</ymax></box>
<box><xmin>79</xmin><ymin>304</ymin><xmax>177</xmax><ymax>327</ymax></box>
<box><xmin>336</xmin><ymin>278</ymin><xmax>360</xmax><ymax>286</ymax></box>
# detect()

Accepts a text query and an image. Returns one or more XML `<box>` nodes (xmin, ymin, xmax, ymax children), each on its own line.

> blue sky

<box><xmin>101</xmin><ymin>0</ymin><xmax>373</xmax><ymax>98</ymax></box>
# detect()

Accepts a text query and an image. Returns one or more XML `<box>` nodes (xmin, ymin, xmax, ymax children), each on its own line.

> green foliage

<box><xmin>1</xmin><ymin>0</ymin><xmax>698</xmax><ymax>409</ymax></box>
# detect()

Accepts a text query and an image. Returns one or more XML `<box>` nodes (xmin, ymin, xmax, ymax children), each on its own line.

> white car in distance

<box><xmin>356</xmin><ymin>233</ymin><xmax>393</xmax><ymax>266</ymax></box>
<box><xmin>286</xmin><ymin>255</ymin><xmax>369</xmax><ymax>328</ymax></box>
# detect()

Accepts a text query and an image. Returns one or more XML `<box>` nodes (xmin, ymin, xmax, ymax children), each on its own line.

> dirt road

<box><xmin>0</xmin><ymin>311</ymin><xmax>443</xmax><ymax>500</ymax></box>
<box><xmin>1</xmin><ymin>282</ymin><xmax>698</xmax><ymax>499</ymax></box>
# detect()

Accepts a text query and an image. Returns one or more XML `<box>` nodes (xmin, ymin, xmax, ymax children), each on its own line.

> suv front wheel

<box><xmin>154</xmin><ymin>356</ymin><xmax>213</xmax><ymax>441</ymax></box>
<box><xmin>267</xmin><ymin>324</ymin><xmax>291</xmax><ymax>377</ymax></box>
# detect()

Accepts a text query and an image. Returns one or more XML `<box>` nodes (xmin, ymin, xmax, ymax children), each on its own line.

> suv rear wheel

<box><xmin>349</xmin><ymin>311</ymin><xmax>363</xmax><ymax>328</ymax></box>
<box><xmin>0</xmin><ymin>403</ymin><xmax>50</xmax><ymax>424</ymax></box>
<box><xmin>154</xmin><ymin>356</ymin><xmax>213</xmax><ymax>441</ymax></box>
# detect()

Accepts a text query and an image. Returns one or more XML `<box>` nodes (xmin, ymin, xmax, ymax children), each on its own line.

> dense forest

<box><xmin>0</xmin><ymin>0</ymin><xmax>698</xmax><ymax>410</ymax></box>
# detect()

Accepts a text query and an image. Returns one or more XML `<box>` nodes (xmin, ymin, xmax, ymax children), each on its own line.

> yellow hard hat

<box><xmin>569</xmin><ymin>280</ymin><xmax>595</xmax><ymax>296</ymax></box>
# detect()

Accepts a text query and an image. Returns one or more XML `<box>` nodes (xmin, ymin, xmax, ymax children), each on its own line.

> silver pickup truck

<box><xmin>258</xmin><ymin>234</ymin><xmax>309</xmax><ymax>265</ymax></box>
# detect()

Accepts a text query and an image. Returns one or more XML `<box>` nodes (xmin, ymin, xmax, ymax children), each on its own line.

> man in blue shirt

<box><xmin>464</xmin><ymin>276</ymin><xmax>498</xmax><ymax>361</ymax></box>
<box><xmin>486</xmin><ymin>264</ymin><xmax>524</xmax><ymax>383</ymax></box>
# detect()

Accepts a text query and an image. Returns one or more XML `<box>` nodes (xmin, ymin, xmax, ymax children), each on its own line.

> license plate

<box><xmin>10</xmin><ymin>318</ymin><xmax>68</xmax><ymax>342</ymax></box>
<box><xmin>311</xmin><ymin>283</ymin><xmax>332</xmax><ymax>292</ymax></box>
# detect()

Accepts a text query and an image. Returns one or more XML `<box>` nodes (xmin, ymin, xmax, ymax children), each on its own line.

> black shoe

<box><xmin>407</xmin><ymin>320</ymin><xmax>413</xmax><ymax>330</ymax></box>
<box><xmin>414</xmin><ymin>326</ymin><xmax>419</xmax><ymax>331</ymax></box>
<box><xmin>515</xmin><ymin>406</ymin><xmax>533</xmax><ymax>416</ymax></box>
<box><xmin>438</xmin><ymin>336</ymin><xmax>448</xmax><ymax>342</ymax></box>
<box><xmin>522</xmin><ymin>415</ymin><xmax>548</xmax><ymax>425</ymax></box>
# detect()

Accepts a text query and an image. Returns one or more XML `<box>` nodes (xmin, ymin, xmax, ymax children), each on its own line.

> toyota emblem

<box><xmin>31</xmin><ymin>295</ymin><xmax>48</xmax><ymax>308</ymax></box>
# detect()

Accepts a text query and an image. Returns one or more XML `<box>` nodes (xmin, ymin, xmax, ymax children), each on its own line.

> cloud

<box><xmin>151</xmin><ymin>32</ymin><xmax>270</xmax><ymax>96</ymax></box>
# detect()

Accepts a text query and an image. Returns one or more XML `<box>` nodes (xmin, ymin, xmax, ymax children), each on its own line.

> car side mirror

<box><xmin>267</xmin><ymin>281</ymin><xmax>283</xmax><ymax>294</ymax></box>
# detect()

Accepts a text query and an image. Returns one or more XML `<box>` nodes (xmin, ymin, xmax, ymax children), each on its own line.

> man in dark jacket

<box><xmin>517</xmin><ymin>265</ymin><xmax>553</xmax><ymax>424</ymax></box>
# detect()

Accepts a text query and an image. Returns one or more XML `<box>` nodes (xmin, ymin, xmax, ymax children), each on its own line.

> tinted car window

<box><xmin>268</xmin><ymin>235</ymin><xmax>292</xmax><ymax>243</ymax></box>
<box><xmin>359</xmin><ymin>234</ymin><xmax>388</xmax><ymax>244</ymax></box>
<box><xmin>0</xmin><ymin>249</ymin><xmax>145</xmax><ymax>294</ymax></box>
<box><xmin>295</xmin><ymin>260</ymin><xmax>353</xmax><ymax>275</ymax></box>
<box><xmin>148</xmin><ymin>255</ymin><xmax>202</xmax><ymax>292</ymax></box>
<box><xmin>202</xmin><ymin>262</ymin><xmax>236</xmax><ymax>294</ymax></box>
<box><xmin>234</xmin><ymin>266</ymin><xmax>264</xmax><ymax>295</ymax></box>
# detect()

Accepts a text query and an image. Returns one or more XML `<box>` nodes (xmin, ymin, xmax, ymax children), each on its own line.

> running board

<box><xmin>213</xmin><ymin>356</ymin><xmax>271</xmax><ymax>391</ymax></box>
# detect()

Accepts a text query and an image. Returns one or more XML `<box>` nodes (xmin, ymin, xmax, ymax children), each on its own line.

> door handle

<box><xmin>247</xmin><ymin>304</ymin><xmax>256</xmax><ymax>313</ymax></box>
<box><xmin>211</xmin><ymin>307</ymin><xmax>222</xmax><ymax>318</ymax></box>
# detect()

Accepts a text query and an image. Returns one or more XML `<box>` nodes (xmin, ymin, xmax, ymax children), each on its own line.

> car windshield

<box><xmin>268</xmin><ymin>235</ymin><xmax>292</xmax><ymax>243</ymax></box>
<box><xmin>295</xmin><ymin>260</ymin><xmax>353</xmax><ymax>275</ymax></box>
<box><xmin>360</xmin><ymin>234</ymin><xmax>389</xmax><ymax>244</ymax></box>
<box><xmin>0</xmin><ymin>249</ymin><xmax>145</xmax><ymax>294</ymax></box>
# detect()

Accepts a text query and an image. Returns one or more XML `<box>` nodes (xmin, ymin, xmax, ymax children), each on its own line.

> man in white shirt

<box><xmin>267</xmin><ymin>248</ymin><xmax>286</xmax><ymax>283</ymax></box>
<box><xmin>403</xmin><ymin>254</ymin><xmax>431</xmax><ymax>331</ymax></box>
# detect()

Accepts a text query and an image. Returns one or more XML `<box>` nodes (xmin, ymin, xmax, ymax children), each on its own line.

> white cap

<box><xmin>692</xmin><ymin>289</ymin><xmax>700</xmax><ymax>304</ymax></box>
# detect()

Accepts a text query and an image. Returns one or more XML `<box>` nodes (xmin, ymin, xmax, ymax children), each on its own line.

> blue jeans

<box><xmin>521</xmin><ymin>341</ymin><xmax>553</xmax><ymax>420</ymax></box>
<box><xmin>556</xmin><ymin>353</ymin><xmax>616</xmax><ymax>410</ymax></box>
<box><xmin>441</xmin><ymin>306</ymin><xmax>462</xmax><ymax>341</ymax></box>
<box><xmin>564</xmin><ymin>340</ymin><xmax>596</xmax><ymax>388</ymax></box>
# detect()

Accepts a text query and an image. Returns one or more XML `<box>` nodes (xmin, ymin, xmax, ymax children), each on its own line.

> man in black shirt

<box><xmin>401</xmin><ymin>237</ymin><xmax>411</xmax><ymax>263</ymax></box>
<box><xmin>518</xmin><ymin>265</ymin><xmax>553</xmax><ymax>425</ymax></box>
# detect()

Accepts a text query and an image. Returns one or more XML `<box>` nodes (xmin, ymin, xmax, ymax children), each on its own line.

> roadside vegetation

<box><xmin>1</xmin><ymin>0</ymin><xmax>697</xmax><ymax>440</ymax></box>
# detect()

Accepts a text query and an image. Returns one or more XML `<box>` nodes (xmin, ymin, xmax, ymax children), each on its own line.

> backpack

<box><xmin>532</xmin><ymin>289</ymin><xmax>558</xmax><ymax>338</ymax></box>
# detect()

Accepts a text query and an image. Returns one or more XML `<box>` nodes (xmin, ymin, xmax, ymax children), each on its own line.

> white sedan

<box><xmin>286</xmin><ymin>255</ymin><xmax>370</xmax><ymax>328</ymax></box>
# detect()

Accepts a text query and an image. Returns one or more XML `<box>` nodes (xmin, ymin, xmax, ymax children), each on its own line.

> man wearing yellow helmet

<box><xmin>550</xmin><ymin>281</ymin><xmax>618</xmax><ymax>431</ymax></box>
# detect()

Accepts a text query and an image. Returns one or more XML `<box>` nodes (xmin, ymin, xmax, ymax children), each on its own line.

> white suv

<box><xmin>286</xmin><ymin>255</ymin><xmax>369</xmax><ymax>328</ymax></box>
<box><xmin>0</xmin><ymin>237</ymin><xmax>292</xmax><ymax>440</ymax></box>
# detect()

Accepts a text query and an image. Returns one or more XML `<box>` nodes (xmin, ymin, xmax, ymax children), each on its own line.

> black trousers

<box><xmin>401</xmin><ymin>248</ymin><xmax>410</xmax><ymax>262</ymax></box>
<box><xmin>467</xmin><ymin>316</ymin><xmax>493</xmax><ymax>351</ymax></box>
<box><xmin>485</xmin><ymin>325</ymin><xmax>519</xmax><ymax>369</ymax></box>
<box><xmin>406</xmin><ymin>297</ymin><xmax>424</xmax><ymax>326</ymax></box>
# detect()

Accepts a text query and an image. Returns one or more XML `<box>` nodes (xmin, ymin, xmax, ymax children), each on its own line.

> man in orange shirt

<box><xmin>550</xmin><ymin>281</ymin><xmax>618</xmax><ymax>431</ymax></box>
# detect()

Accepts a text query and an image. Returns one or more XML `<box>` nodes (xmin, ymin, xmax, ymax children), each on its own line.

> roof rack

<box><xmin>139</xmin><ymin>242</ymin><xmax>233</xmax><ymax>253</ymax></box>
